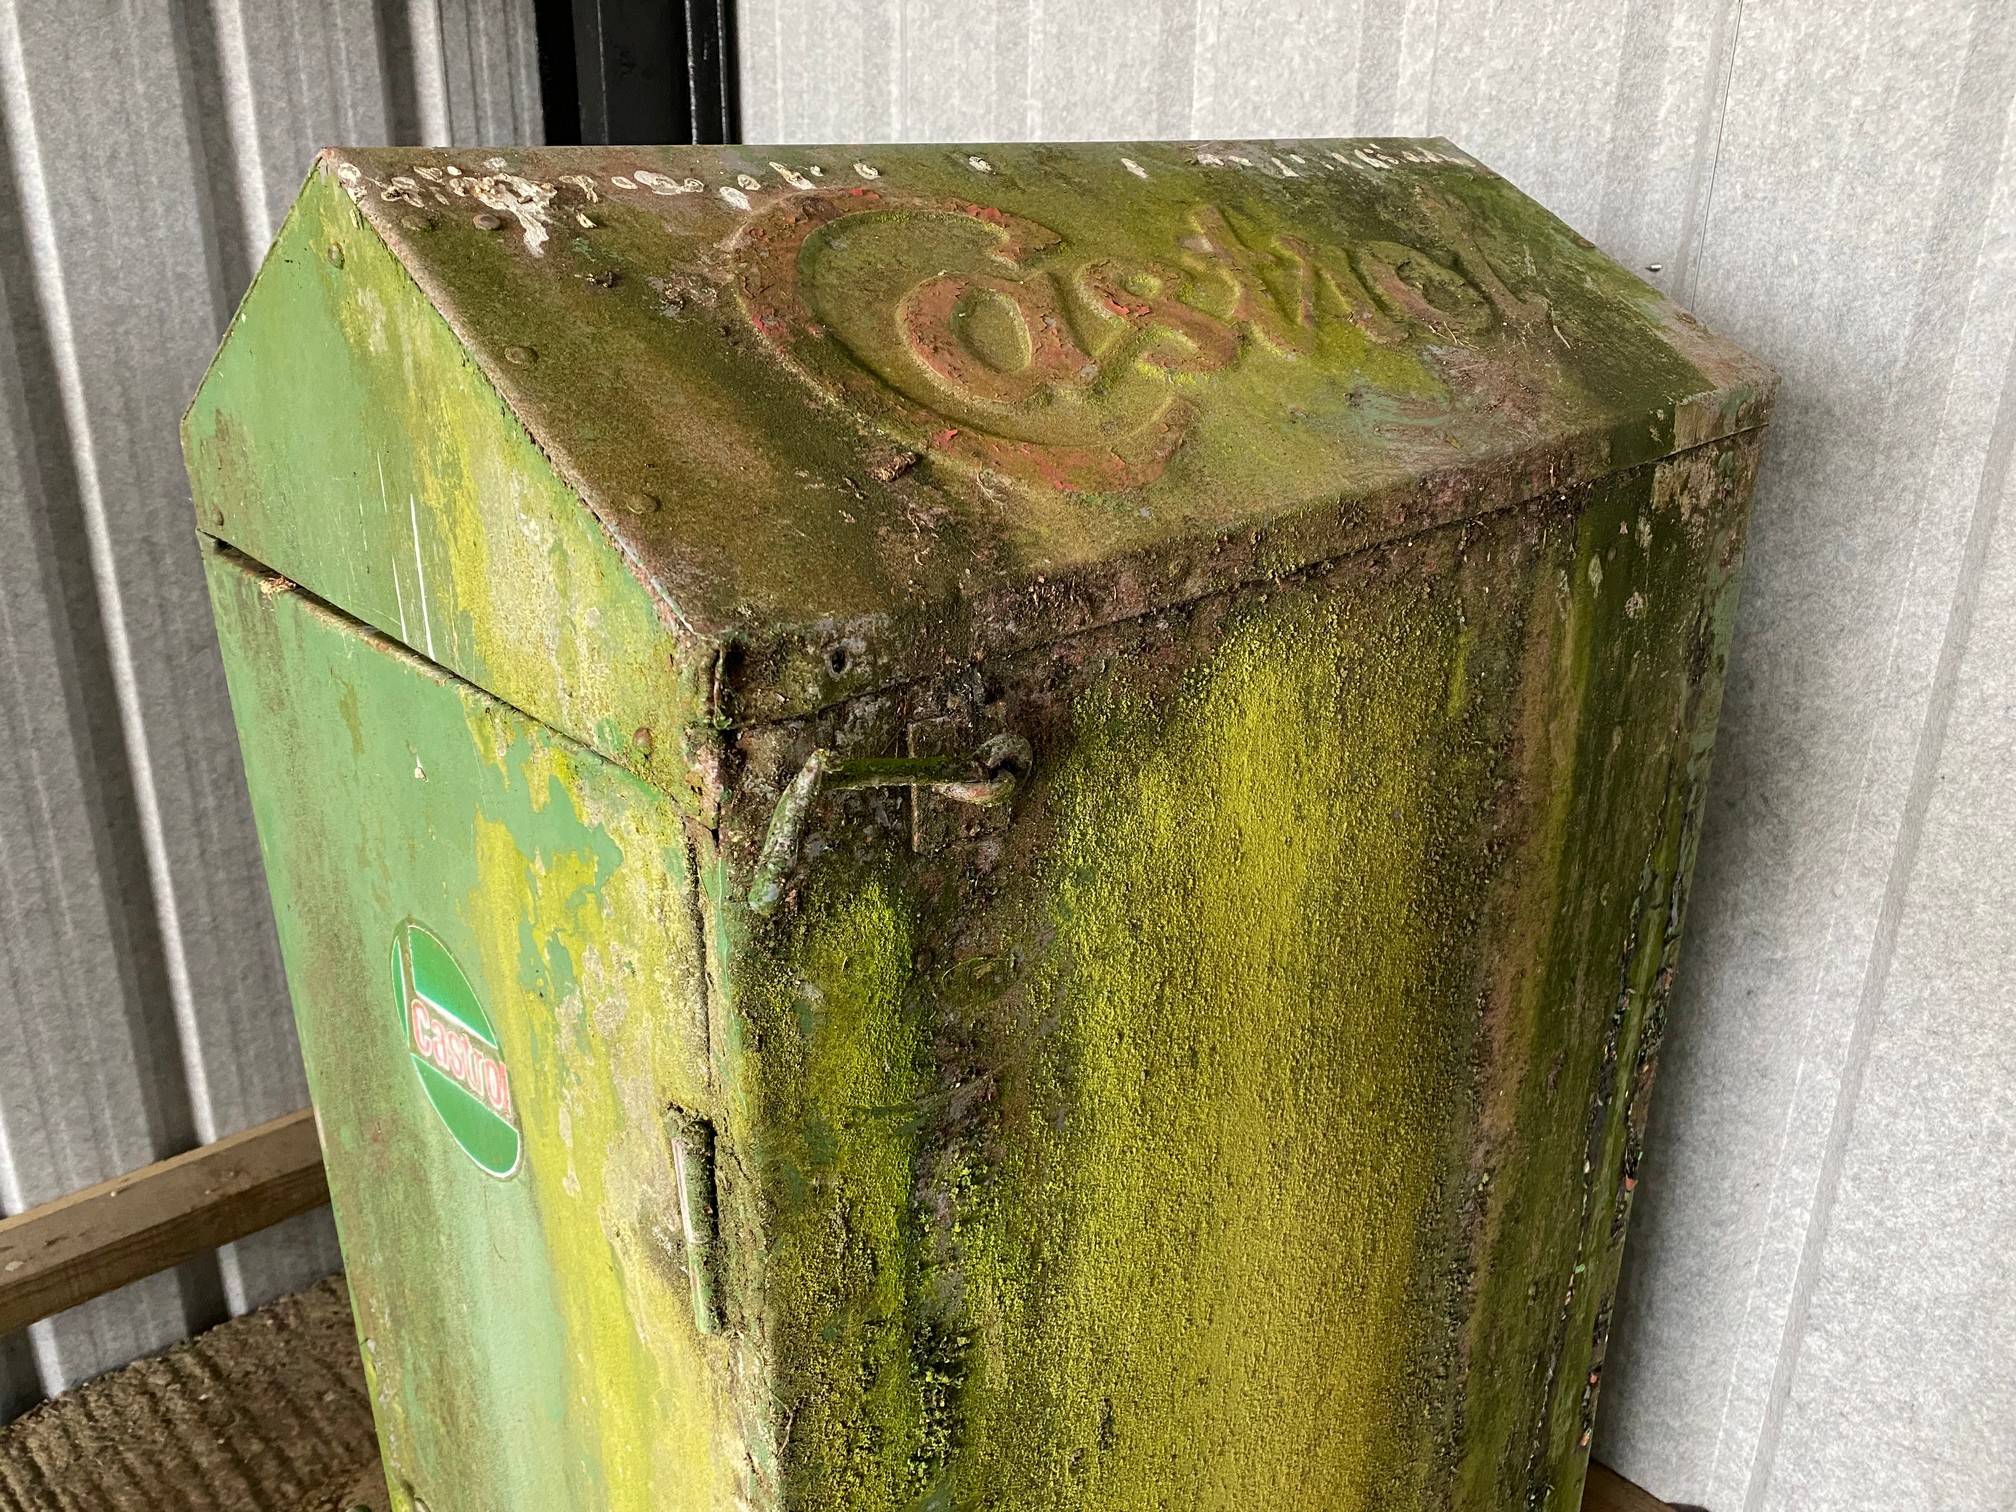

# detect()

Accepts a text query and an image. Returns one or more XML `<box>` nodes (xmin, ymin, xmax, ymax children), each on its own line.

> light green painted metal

<box><xmin>205</xmin><ymin>553</ymin><xmax>732</xmax><ymax>1508</ymax></box>
<box><xmin>189</xmin><ymin>139</ymin><xmax>1773</xmax><ymax>1512</ymax></box>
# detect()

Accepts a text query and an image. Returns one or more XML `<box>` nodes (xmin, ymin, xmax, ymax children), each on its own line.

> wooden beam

<box><xmin>1586</xmin><ymin>1462</ymin><xmax>1676</xmax><ymax>1512</ymax></box>
<box><xmin>0</xmin><ymin>1108</ymin><xmax>329</xmax><ymax>1335</ymax></box>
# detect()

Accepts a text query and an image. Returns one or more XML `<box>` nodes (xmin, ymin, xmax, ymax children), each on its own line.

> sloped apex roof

<box><xmin>325</xmin><ymin>138</ymin><xmax>1771</xmax><ymax>688</ymax></box>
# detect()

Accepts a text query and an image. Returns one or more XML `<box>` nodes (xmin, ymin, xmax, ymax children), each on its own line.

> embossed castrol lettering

<box><xmin>737</xmin><ymin>185</ymin><xmax>1542</xmax><ymax>489</ymax></box>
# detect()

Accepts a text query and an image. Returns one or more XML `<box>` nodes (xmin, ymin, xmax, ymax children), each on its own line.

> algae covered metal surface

<box><xmin>186</xmin><ymin>138</ymin><xmax>1771</xmax><ymax>729</ymax></box>
<box><xmin>188</xmin><ymin>138</ymin><xmax>1773</xmax><ymax>1512</ymax></box>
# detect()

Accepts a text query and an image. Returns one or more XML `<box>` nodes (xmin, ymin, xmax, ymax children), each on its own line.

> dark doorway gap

<box><xmin>533</xmin><ymin>0</ymin><xmax>740</xmax><ymax>146</ymax></box>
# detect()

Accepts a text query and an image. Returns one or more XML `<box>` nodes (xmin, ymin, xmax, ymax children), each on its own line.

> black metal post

<box><xmin>533</xmin><ymin>0</ymin><xmax>740</xmax><ymax>146</ymax></box>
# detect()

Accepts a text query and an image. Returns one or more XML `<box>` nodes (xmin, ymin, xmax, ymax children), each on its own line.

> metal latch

<box><xmin>666</xmin><ymin>1107</ymin><xmax>723</xmax><ymax>1335</ymax></box>
<box><xmin>748</xmin><ymin>734</ymin><xmax>1032</xmax><ymax>914</ymax></box>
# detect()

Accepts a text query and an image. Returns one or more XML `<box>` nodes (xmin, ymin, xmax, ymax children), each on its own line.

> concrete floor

<box><xmin>0</xmin><ymin>1279</ymin><xmax>379</xmax><ymax>1512</ymax></box>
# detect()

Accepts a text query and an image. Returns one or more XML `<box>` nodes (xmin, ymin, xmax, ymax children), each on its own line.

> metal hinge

<box><xmin>747</xmin><ymin>734</ymin><xmax>1032</xmax><ymax>915</ymax></box>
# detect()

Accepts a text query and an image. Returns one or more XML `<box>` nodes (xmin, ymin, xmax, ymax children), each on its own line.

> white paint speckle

<box><xmin>471</xmin><ymin>173</ymin><xmax>557</xmax><ymax>255</ymax></box>
<box><xmin>611</xmin><ymin>175</ymin><xmax>636</xmax><ymax>189</ymax></box>
<box><xmin>558</xmin><ymin>173</ymin><xmax>599</xmax><ymax>202</ymax></box>
<box><xmin>1121</xmin><ymin>157</ymin><xmax>1148</xmax><ymax>179</ymax></box>
<box><xmin>484</xmin><ymin>156</ymin><xmax>507</xmax><ymax>170</ymax></box>
<box><xmin>413</xmin><ymin>165</ymin><xmax>444</xmax><ymax>182</ymax></box>
<box><xmin>1196</xmin><ymin>152</ymin><xmax>1223</xmax><ymax>166</ymax></box>
<box><xmin>634</xmin><ymin>169</ymin><xmax>700</xmax><ymax>196</ymax></box>
<box><xmin>737</xmin><ymin>172</ymin><xmax>762</xmax><ymax>190</ymax></box>
<box><xmin>853</xmin><ymin>160</ymin><xmax>880</xmax><ymax>179</ymax></box>
<box><xmin>1271</xmin><ymin>156</ymin><xmax>1298</xmax><ymax>177</ymax></box>
<box><xmin>575</xmin><ymin>211</ymin><xmax>596</xmax><ymax>228</ymax></box>
<box><xmin>378</xmin><ymin>455</ymin><xmax>409</xmax><ymax>645</ymax></box>
<box><xmin>967</xmin><ymin>155</ymin><xmax>994</xmax><ymax>173</ymax></box>
<box><xmin>335</xmin><ymin>162</ymin><xmax>361</xmax><ymax>185</ymax></box>
<box><xmin>719</xmin><ymin>186</ymin><xmax>751</xmax><ymax>211</ymax></box>
<box><xmin>770</xmin><ymin>162</ymin><xmax>814</xmax><ymax>190</ymax></box>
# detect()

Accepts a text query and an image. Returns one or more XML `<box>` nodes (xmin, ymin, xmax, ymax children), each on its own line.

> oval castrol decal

<box><xmin>391</xmin><ymin>922</ymin><xmax>521</xmax><ymax>1178</ymax></box>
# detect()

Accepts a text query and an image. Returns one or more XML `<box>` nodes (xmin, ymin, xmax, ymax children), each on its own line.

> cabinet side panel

<box><xmin>706</xmin><ymin>435</ymin><xmax>1757</xmax><ymax>1512</ymax></box>
<box><xmin>1458</xmin><ymin>433</ymin><xmax>1758</xmax><ymax>1510</ymax></box>
<box><xmin>204</xmin><ymin>548</ymin><xmax>737</xmax><ymax>1512</ymax></box>
<box><xmin>183</xmin><ymin>166</ymin><xmax>709</xmax><ymax>804</ymax></box>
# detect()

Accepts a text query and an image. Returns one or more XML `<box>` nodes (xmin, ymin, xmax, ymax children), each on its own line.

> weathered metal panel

<box><xmin>205</xmin><ymin>551</ymin><xmax>724</xmax><ymax>1511</ymax></box>
<box><xmin>191</xmin><ymin>138</ymin><xmax>1768</xmax><ymax>1510</ymax></box>
<box><xmin>417</xmin><ymin>0</ymin><xmax>544</xmax><ymax>148</ymax></box>
<box><xmin>0</xmin><ymin>0</ymin><xmax>541</xmax><ymax>1416</ymax></box>
<box><xmin>0</xmin><ymin>0</ymin><xmax>284</xmax><ymax>1398</ymax></box>
<box><xmin>184</xmin><ymin>141</ymin><xmax>1769</xmax><ymax>735</ymax></box>
<box><xmin>1758</xmin><ymin>379</ymin><xmax>2016</xmax><ymax>1512</ymax></box>
<box><xmin>737</xmin><ymin>9</ymin><xmax>2016</xmax><ymax>1509</ymax></box>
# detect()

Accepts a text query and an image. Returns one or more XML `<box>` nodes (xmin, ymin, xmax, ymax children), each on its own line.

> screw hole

<box><xmin>827</xmin><ymin>646</ymin><xmax>850</xmax><ymax>676</ymax></box>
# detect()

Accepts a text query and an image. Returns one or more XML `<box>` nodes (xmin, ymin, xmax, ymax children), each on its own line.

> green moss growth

<box><xmin>744</xmin><ymin>883</ymin><xmax>938</xmax><ymax>1508</ymax></box>
<box><xmin>741</xmin><ymin>581</ymin><xmax>1516</xmax><ymax>1508</ymax></box>
<box><xmin>947</xmin><ymin>594</ymin><xmax>1498</xmax><ymax>1508</ymax></box>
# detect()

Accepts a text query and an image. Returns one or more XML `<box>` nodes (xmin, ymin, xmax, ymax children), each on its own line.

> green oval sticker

<box><xmin>391</xmin><ymin>922</ymin><xmax>522</xmax><ymax>1178</ymax></box>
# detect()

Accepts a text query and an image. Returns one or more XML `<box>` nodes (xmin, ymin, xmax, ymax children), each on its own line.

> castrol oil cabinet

<box><xmin>185</xmin><ymin>140</ymin><xmax>1773</xmax><ymax>1512</ymax></box>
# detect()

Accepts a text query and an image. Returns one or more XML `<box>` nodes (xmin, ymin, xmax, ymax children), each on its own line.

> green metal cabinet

<box><xmin>185</xmin><ymin>139</ymin><xmax>1772</xmax><ymax>1512</ymax></box>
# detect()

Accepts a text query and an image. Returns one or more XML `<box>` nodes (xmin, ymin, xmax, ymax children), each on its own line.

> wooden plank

<box><xmin>0</xmin><ymin>1111</ymin><xmax>328</xmax><ymax>1337</ymax></box>
<box><xmin>1586</xmin><ymin>1462</ymin><xmax>1676</xmax><ymax>1512</ymax></box>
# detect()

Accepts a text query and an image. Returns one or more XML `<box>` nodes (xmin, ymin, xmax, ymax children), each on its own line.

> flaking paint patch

<box><xmin>469</xmin><ymin>174</ymin><xmax>556</xmax><ymax>255</ymax></box>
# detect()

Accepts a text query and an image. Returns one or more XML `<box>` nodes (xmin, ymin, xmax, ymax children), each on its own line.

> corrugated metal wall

<box><xmin>743</xmin><ymin>7</ymin><xmax>2016</xmax><ymax>1512</ymax></box>
<box><xmin>0</xmin><ymin>0</ymin><xmax>540</xmax><ymax>1420</ymax></box>
<box><xmin>4</xmin><ymin>3</ymin><xmax>2010</xmax><ymax>1508</ymax></box>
